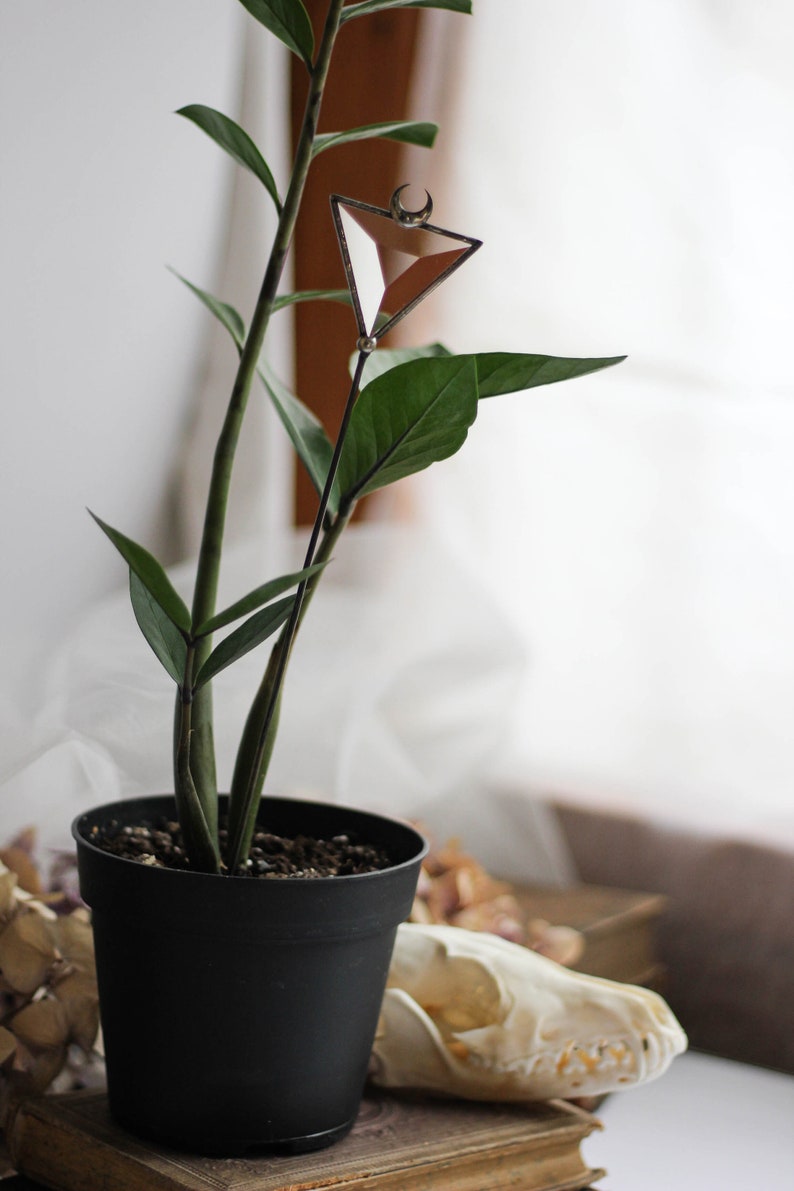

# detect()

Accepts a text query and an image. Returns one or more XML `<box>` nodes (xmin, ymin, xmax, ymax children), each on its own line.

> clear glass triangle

<box><xmin>332</xmin><ymin>192</ymin><xmax>481</xmax><ymax>341</ymax></box>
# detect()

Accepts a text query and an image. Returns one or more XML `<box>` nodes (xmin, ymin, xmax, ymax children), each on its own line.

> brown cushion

<box><xmin>554</xmin><ymin>803</ymin><xmax>794</xmax><ymax>1073</ymax></box>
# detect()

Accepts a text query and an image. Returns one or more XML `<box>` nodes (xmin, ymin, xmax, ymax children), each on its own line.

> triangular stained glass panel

<box><xmin>331</xmin><ymin>193</ymin><xmax>481</xmax><ymax>341</ymax></box>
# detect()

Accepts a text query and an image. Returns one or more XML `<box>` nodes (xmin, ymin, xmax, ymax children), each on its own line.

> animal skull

<box><xmin>370</xmin><ymin>924</ymin><xmax>687</xmax><ymax>1100</ymax></box>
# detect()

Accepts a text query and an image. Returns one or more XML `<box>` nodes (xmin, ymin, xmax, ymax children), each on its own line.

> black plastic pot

<box><xmin>72</xmin><ymin>795</ymin><xmax>426</xmax><ymax>1156</ymax></box>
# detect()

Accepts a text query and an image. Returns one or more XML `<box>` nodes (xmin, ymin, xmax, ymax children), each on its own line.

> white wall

<box><xmin>0</xmin><ymin>1</ymin><xmax>288</xmax><ymax>696</ymax></box>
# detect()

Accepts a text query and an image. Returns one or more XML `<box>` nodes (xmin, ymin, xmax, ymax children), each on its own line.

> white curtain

<box><xmin>0</xmin><ymin>3</ymin><xmax>542</xmax><ymax>881</ymax></box>
<box><xmin>407</xmin><ymin>0</ymin><xmax>794</xmax><ymax>847</ymax></box>
<box><xmin>5</xmin><ymin>1</ymin><xmax>793</xmax><ymax>871</ymax></box>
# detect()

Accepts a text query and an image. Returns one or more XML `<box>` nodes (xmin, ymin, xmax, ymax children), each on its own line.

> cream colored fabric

<box><xmin>410</xmin><ymin>0</ymin><xmax>794</xmax><ymax>846</ymax></box>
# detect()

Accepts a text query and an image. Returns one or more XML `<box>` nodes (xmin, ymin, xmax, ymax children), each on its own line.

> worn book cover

<box><xmin>516</xmin><ymin>883</ymin><xmax>666</xmax><ymax>987</ymax></box>
<box><xmin>6</xmin><ymin>1087</ymin><xmax>604</xmax><ymax>1191</ymax></box>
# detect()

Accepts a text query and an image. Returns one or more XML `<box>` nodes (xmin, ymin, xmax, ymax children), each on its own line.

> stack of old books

<box><xmin>4</xmin><ymin>883</ymin><xmax>665</xmax><ymax>1190</ymax></box>
<box><xmin>6</xmin><ymin>1088</ymin><xmax>602</xmax><ymax>1191</ymax></box>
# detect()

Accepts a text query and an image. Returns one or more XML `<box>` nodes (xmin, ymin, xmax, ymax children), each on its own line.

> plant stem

<box><xmin>226</xmin><ymin>501</ymin><xmax>353</xmax><ymax>871</ymax></box>
<box><xmin>177</xmin><ymin>0</ymin><xmax>347</xmax><ymax>858</ymax></box>
<box><xmin>174</xmin><ymin>646</ymin><xmax>221</xmax><ymax>872</ymax></box>
<box><xmin>226</xmin><ymin>350</ymin><xmax>370</xmax><ymax>871</ymax></box>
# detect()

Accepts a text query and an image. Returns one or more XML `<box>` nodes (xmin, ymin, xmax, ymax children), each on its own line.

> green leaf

<box><xmin>356</xmin><ymin>342</ymin><xmax>452</xmax><ymax>387</ymax></box>
<box><xmin>195</xmin><ymin>561</ymin><xmax>328</xmax><ymax>637</ymax></box>
<box><xmin>177</xmin><ymin>105</ymin><xmax>282</xmax><ymax>212</ymax></box>
<box><xmin>272</xmin><ymin>289</ymin><xmax>353</xmax><ymax>312</ymax></box>
<box><xmin>467</xmin><ymin>352</ymin><xmax>627</xmax><ymax>398</ymax></box>
<box><xmin>90</xmin><ymin>513</ymin><xmax>191</xmax><ymax>633</ymax></box>
<box><xmin>258</xmin><ymin>364</ymin><xmax>338</xmax><ymax>514</ymax></box>
<box><xmin>341</xmin><ymin>0</ymin><xmax>472</xmax><ymax>23</ymax></box>
<box><xmin>313</xmin><ymin>120</ymin><xmax>437</xmax><ymax>158</ymax></box>
<box><xmin>129</xmin><ymin>571</ymin><xmax>188</xmax><ymax>685</ymax></box>
<box><xmin>337</xmin><ymin>355</ymin><xmax>478</xmax><ymax>503</ymax></box>
<box><xmin>236</xmin><ymin>0</ymin><xmax>314</xmax><ymax>66</ymax></box>
<box><xmin>194</xmin><ymin>596</ymin><xmax>295</xmax><ymax>689</ymax></box>
<box><xmin>169</xmin><ymin>268</ymin><xmax>246</xmax><ymax>349</ymax></box>
<box><xmin>360</xmin><ymin>348</ymin><xmax>625</xmax><ymax>398</ymax></box>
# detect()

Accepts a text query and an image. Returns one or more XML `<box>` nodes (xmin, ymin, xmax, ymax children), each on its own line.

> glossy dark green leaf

<box><xmin>337</xmin><ymin>355</ymin><xmax>478</xmax><ymax>503</ymax></box>
<box><xmin>272</xmin><ymin>289</ymin><xmax>353</xmax><ymax>312</ymax></box>
<box><xmin>129</xmin><ymin>572</ymin><xmax>187</xmax><ymax>685</ymax></box>
<box><xmin>313</xmin><ymin>120</ymin><xmax>437</xmax><ymax>158</ymax></box>
<box><xmin>195</xmin><ymin>561</ymin><xmax>328</xmax><ymax>637</ymax></box>
<box><xmin>258</xmin><ymin>365</ymin><xmax>338</xmax><ymax>514</ymax></box>
<box><xmin>341</xmin><ymin>0</ymin><xmax>472</xmax><ymax>23</ymax></box>
<box><xmin>194</xmin><ymin>596</ymin><xmax>294</xmax><ymax>689</ymax></box>
<box><xmin>90</xmin><ymin>512</ymin><xmax>191</xmax><ymax>633</ymax></box>
<box><xmin>177</xmin><ymin>105</ymin><xmax>282</xmax><ymax>212</ymax></box>
<box><xmin>169</xmin><ymin>268</ymin><xmax>246</xmax><ymax>349</ymax></box>
<box><xmin>236</xmin><ymin>0</ymin><xmax>314</xmax><ymax>66</ymax></box>
<box><xmin>468</xmin><ymin>352</ymin><xmax>627</xmax><ymax>398</ymax></box>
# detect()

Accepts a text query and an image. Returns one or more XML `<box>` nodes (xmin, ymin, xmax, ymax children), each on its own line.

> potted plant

<box><xmin>71</xmin><ymin>0</ymin><xmax>623</xmax><ymax>1156</ymax></box>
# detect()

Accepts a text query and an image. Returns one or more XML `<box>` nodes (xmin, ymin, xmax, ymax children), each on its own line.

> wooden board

<box><xmin>516</xmin><ymin>883</ymin><xmax>667</xmax><ymax>987</ymax></box>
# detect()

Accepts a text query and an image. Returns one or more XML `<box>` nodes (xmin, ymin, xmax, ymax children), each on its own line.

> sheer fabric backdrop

<box><xmin>408</xmin><ymin>0</ymin><xmax>794</xmax><ymax>845</ymax></box>
<box><xmin>4</xmin><ymin>1</ymin><xmax>793</xmax><ymax>869</ymax></box>
<box><xmin>0</xmin><ymin>4</ymin><xmax>537</xmax><ymax>877</ymax></box>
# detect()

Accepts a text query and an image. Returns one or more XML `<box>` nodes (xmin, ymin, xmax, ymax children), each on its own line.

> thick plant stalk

<box><xmin>227</xmin><ymin>503</ymin><xmax>353</xmax><ymax>871</ymax></box>
<box><xmin>226</xmin><ymin>349</ymin><xmax>370</xmax><ymax>871</ymax></box>
<box><xmin>175</xmin><ymin>0</ymin><xmax>347</xmax><ymax>862</ymax></box>
<box><xmin>174</xmin><ymin>646</ymin><xmax>221</xmax><ymax>872</ymax></box>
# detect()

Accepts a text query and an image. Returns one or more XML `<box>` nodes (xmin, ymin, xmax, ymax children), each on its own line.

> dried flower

<box><xmin>0</xmin><ymin>845</ymin><xmax>100</xmax><ymax>1120</ymax></box>
<box><xmin>410</xmin><ymin>832</ymin><xmax>585</xmax><ymax>965</ymax></box>
<box><xmin>526</xmin><ymin>919</ymin><xmax>585</xmax><ymax>967</ymax></box>
<box><xmin>410</xmin><ymin>835</ymin><xmax>526</xmax><ymax>943</ymax></box>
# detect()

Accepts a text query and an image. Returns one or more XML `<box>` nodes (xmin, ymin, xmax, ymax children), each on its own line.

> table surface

<box><xmin>584</xmin><ymin>1050</ymin><xmax>794</xmax><ymax>1188</ymax></box>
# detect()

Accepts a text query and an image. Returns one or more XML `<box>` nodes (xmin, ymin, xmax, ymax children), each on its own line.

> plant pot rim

<box><xmin>71</xmin><ymin>793</ymin><xmax>428</xmax><ymax>887</ymax></box>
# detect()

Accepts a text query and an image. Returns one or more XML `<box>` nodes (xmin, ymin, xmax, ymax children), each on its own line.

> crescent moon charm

<box><xmin>389</xmin><ymin>185</ymin><xmax>433</xmax><ymax>227</ymax></box>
